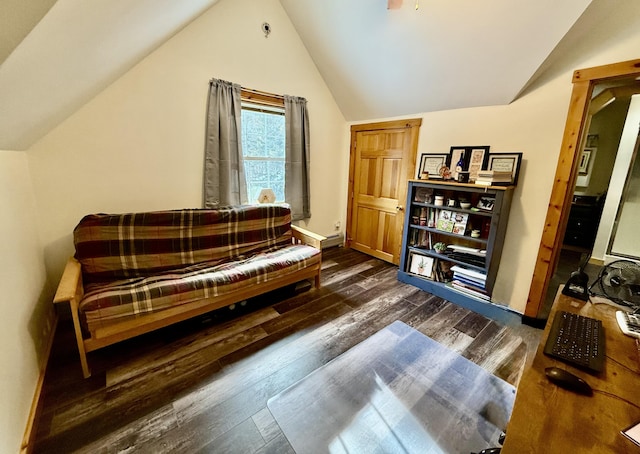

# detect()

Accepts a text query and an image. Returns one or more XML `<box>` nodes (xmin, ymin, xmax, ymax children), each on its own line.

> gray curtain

<box><xmin>203</xmin><ymin>79</ymin><xmax>246</xmax><ymax>207</ymax></box>
<box><xmin>284</xmin><ymin>95</ymin><xmax>311</xmax><ymax>220</ymax></box>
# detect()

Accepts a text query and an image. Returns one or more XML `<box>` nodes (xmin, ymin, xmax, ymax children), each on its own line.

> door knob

<box><xmin>396</xmin><ymin>206</ymin><xmax>404</xmax><ymax>211</ymax></box>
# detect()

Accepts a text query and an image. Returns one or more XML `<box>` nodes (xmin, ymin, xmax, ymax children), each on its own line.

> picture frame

<box><xmin>408</xmin><ymin>252</ymin><xmax>435</xmax><ymax>279</ymax></box>
<box><xmin>436</xmin><ymin>210</ymin><xmax>455</xmax><ymax>232</ymax></box>
<box><xmin>477</xmin><ymin>196</ymin><xmax>495</xmax><ymax>211</ymax></box>
<box><xmin>487</xmin><ymin>152</ymin><xmax>523</xmax><ymax>185</ymax></box>
<box><xmin>417</xmin><ymin>153</ymin><xmax>449</xmax><ymax>179</ymax></box>
<box><xmin>452</xmin><ymin>212</ymin><xmax>469</xmax><ymax>235</ymax></box>
<box><xmin>467</xmin><ymin>147</ymin><xmax>490</xmax><ymax>182</ymax></box>
<box><xmin>578</xmin><ymin>148</ymin><xmax>592</xmax><ymax>175</ymax></box>
<box><xmin>448</xmin><ymin>146</ymin><xmax>490</xmax><ymax>181</ymax></box>
<box><xmin>576</xmin><ymin>147</ymin><xmax>597</xmax><ymax>187</ymax></box>
<box><xmin>449</xmin><ymin>146</ymin><xmax>472</xmax><ymax>170</ymax></box>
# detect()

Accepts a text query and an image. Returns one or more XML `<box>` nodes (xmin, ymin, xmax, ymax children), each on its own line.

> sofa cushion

<box><xmin>79</xmin><ymin>244</ymin><xmax>320</xmax><ymax>333</ymax></box>
<box><xmin>74</xmin><ymin>205</ymin><xmax>292</xmax><ymax>284</ymax></box>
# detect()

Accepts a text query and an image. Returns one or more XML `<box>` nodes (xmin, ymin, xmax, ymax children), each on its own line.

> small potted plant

<box><xmin>433</xmin><ymin>242</ymin><xmax>447</xmax><ymax>254</ymax></box>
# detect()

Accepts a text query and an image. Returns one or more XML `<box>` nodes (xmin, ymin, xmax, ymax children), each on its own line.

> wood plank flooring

<box><xmin>32</xmin><ymin>247</ymin><xmax>540</xmax><ymax>453</ymax></box>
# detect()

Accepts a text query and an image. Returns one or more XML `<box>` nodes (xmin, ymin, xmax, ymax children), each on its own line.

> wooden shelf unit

<box><xmin>398</xmin><ymin>180</ymin><xmax>514</xmax><ymax>311</ymax></box>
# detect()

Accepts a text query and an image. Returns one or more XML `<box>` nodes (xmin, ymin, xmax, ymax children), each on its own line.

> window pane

<box><xmin>241</xmin><ymin>106</ymin><xmax>285</xmax><ymax>203</ymax></box>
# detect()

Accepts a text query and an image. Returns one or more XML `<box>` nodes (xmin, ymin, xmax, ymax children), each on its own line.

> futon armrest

<box><xmin>291</xmin><ymin>225</ymin><xmax>326</xmax><ymax>249</ymax></box>
<box><xmin>54</xmin><ymin>257</ymin><xmax>84</xmax><ymax>304</ymax></box>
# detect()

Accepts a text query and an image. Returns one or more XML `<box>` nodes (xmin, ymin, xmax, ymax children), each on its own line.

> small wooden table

<box><xmin>268</xmin><ymin>321</ymin><xmax>516</xmax><ymax>453</ymax></box>
<box><xmin>503</xmin><ymin>289</ymin><xmax>640</xmax><ymax>452</ymax></box>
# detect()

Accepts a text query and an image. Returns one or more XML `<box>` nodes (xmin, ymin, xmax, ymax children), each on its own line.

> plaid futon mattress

<box><xmin>74</xmin><ymin>205</ymin><xmax>292</xmax><ymax>285</ymax></box>
<box><xmin>80</xmin><ymin>244</ymin><xmax>320</xmax><ymax>333</ymax></box>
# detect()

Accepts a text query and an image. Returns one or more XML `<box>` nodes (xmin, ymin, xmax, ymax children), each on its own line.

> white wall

<box><xmin>0</xmin><ymin>151</ymin><xmax>48</xmax><ymax>453</ymax></box>
<box><xmin>415</xmin><ymin>88</ymin><xmax>569</xmax><ymax>312</ymax></box>
<box><xmin>351</xmin><ymin>0</ymin><xmax>640</xmax><ymax>313</ymax></box>
<box><xmin>28</xmin><ymin>0</ymin><xmax>349</xmax><ymax>281</ymax></box>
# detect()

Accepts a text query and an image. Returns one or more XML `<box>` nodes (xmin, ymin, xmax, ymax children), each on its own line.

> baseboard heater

<box><xmin>322</xmin><ymin>233</ymin><xmax>344</xmax><ymax>249</ymax></box>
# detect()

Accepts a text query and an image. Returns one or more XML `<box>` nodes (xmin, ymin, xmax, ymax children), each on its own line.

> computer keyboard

<box><xmin>543</xmin><ymin>311</ymin><xmax>605</xmax><ymax>373</ymax></box>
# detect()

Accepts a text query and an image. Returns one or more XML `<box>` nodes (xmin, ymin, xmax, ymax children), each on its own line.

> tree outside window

<box><xmin>241</xmin><ymin>105</ymin><xmax>285</xmax><ymax>204</ymax></box>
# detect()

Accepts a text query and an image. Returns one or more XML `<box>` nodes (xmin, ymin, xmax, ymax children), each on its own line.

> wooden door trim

<box><xmin>525</xmin><ymin>58</ymin><xmax>640</xmax><ymax>318</ymax></box>
<box><xmin>346</xmin><ymin>118</ymin><xmax>422</xmax><ymax>262</ymax></box>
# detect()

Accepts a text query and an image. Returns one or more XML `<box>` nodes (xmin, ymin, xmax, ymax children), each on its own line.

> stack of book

<box><xmin>475</xmin><ymin>170</ymin><xmax>512</xmax><ymax>186</ymax></box>
<box><xmin>445</xmin><ymin>245</ymin><xmax>486</xmax><ymax>267</ymax></box>
<box><xmin>450</xmin><ymin>265</ymin><xmax>489</xmax><ymax>300</ymax></box>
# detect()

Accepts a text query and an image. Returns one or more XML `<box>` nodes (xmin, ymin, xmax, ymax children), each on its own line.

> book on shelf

<box><xmin>410</xmin><ymin>230</ymin><xmax>431</xmax><ymax>249</ymax></box>
<box><xmin>475</xmin><ymin>170</ymin><xmax>512</xmax><ymax>186</ymax></box>
<box><xmin>446</xmin><ymin>252</ymin><xmax>486</xmax><ymax>267</ymax></box>
<box><xmin>448</xmin><ymin>245</ymin><xmax>486</xmax><ymax>257</ymax></box>
<box><xmin>450</xmin><ymin>265</ymin><xmax>487</xmax><ymax>283</ymax></box>
<box><xmin>453</xmin><ymin>273</ymin><xmax>486</xmax><ymax>289</ymax></box>
<box><xmin>451</xmin><ymin>280</ymin><xmax>491</xmax><ymax>300</ymax></box>
<box><xmin>434</xmin><ymin>260</ymin><xmax>454</xmax><ymax>283</ymax></box>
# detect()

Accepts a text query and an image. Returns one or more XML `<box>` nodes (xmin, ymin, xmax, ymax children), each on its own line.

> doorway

<box><xmin>346</xmin><ymin>119</ymin><xmax>421</xmax><ymax>265</ymax></box>
<box><xmin>527</xmin><ymin>58</ymin><xmax>640</xmax><ymax>320</ymax></box>
<box><xmin>540</xmin><ymin>85</ymin><xmax>636</xmax><ymax>318</ymax></box>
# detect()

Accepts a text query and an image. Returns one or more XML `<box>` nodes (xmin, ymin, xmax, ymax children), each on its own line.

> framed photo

<box><xmin>452</xmin><ymin>212</ymin><xmax>469</xmax><ymax>235</ymax></box>
<box><xmin>417</xmin><ymin>153</ymin><xmax>449</xmax><ymax>179</ymax></box>
<box><xmin>487</xmin><ymin>152</ymin><xmax>523</xmax><ymax>185</ymax></box>
<box><xmin>436</xmin><ymin>210</ymin><xmax>455</xmax><ymax>232</ymax></box>
<box><xmin>477</xmin><ymin>196</ymin><xmax>495</xmax><ymax>211</ymax></box>
<box><xmin>576</xmin><ymin>147</ymin><xmax>597</xmax><ymax>186</ymax></box>
<box><xmin>408</xmin><ymin>252</ymin><xmax>435</xmax><ymax>278</ymax></box>
<box><xmin>449</xmin><ymin>146</ymin><xmax>471</xmax><ymax>170</ymax></box>
<box><xmin>467</xmin><ymin>147</ymin><xmax>490</xmax><ymax>182</ymax></box>
<box><xmin>578</xmin><ymin>148</ymin><xmax>593</xmax><ymax>175</ymax></box>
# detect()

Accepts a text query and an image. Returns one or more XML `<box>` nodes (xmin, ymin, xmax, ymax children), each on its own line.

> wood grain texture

<box><xmin>32</xmin><ymin>247</ymin><xmax>532</xmax><ymax>453</ymax></box>
<box><xmin>504</xmin><ymin>289</ymin><xmax>640</xmax><ymax>453</ymax></box>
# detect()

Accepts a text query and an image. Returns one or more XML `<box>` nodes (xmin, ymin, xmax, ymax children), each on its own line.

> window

<box><xmin>205</xmin><ymin>80</ymin><xmax>309</xmax><ymax>219</ymax></box>
<box><xmin>241</xmin><ymin>103</ymin><xmax>285</xmax><ymax>203</ymax></box>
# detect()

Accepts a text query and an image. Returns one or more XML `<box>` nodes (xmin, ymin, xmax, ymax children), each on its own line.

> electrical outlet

<box><xmin>334</xmin><ymin>220</ymin><xmax>340</xmax><ymax>231</ymax></box>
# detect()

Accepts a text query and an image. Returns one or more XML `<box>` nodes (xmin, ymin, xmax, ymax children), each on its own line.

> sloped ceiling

<box><xmin>0</xmin><ymin>0</ymin><xmax>592</xmax><ymax>151</ymax></box>
<box><xmin>0</xmin><ymin>0</ymin><xmax>220</xmax><ymax>151</ymax></box>
<box><xmin>279</xmin><ymin>0</ymin><xmax>593</xmax><ymax>120</ymax></box>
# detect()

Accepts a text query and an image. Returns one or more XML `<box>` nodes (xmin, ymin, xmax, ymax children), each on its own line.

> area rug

<box><xmin>267</xmin><ymin>321</ymin><xmax>517</xmax><ymax>454</ymax></box>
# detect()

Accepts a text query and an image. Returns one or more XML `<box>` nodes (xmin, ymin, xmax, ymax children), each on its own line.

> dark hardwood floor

<box><xmin>32</xmin><ymin>247</ymin><xmax>540</xmax><ymax>453</ymax></box>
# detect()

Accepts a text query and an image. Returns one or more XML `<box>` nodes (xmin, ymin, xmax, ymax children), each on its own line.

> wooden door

<box><xmin>346</xmin><ymin>119</ymin><xmax>421</xmax><ymax>264</ymax></box>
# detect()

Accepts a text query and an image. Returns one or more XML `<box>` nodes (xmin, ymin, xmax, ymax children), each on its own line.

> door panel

<box><xmin>347</xmin><ymin>119</ymin><xmax>421</xmax><ymax>264</ymax></box>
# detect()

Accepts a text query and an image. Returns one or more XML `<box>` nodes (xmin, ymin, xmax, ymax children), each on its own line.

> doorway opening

<box><xmin>540</xmin><ymin>79</ymin><xmax>640</xmax><ymax>319</ymax></box>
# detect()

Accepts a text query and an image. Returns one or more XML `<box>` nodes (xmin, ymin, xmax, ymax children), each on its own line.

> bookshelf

<box><xmin>398</xmin><ymin>180</ymin><xmax>514</xmax><ymax>315</ymax></box>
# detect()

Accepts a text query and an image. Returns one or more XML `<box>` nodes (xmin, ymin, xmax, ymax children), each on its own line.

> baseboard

<box><xmin>20</xmin><ymin>312</ymin><xmax>58</xmax><ymax>454</ymax></box>
<box><xmin>589</xmin><ymin>257</ymin><xmax>604</xmax><ymax>266</ymax></box>
<box><xmin>322</xmin><ymin>233</ymin><xmax>344</xmax><ymax>249</ymax></box>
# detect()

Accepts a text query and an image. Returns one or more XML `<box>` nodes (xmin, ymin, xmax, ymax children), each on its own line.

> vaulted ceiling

<box><xmin>0</xmin><ymin>0</ymin><xmax>593</xmax><ymax>151</ymax></box>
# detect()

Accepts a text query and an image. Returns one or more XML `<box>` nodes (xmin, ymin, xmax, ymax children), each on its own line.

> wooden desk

<box><xmin>503</xmin><ymin>289</ymin><xmax>640</xmax><ymax>453</ymax></box>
